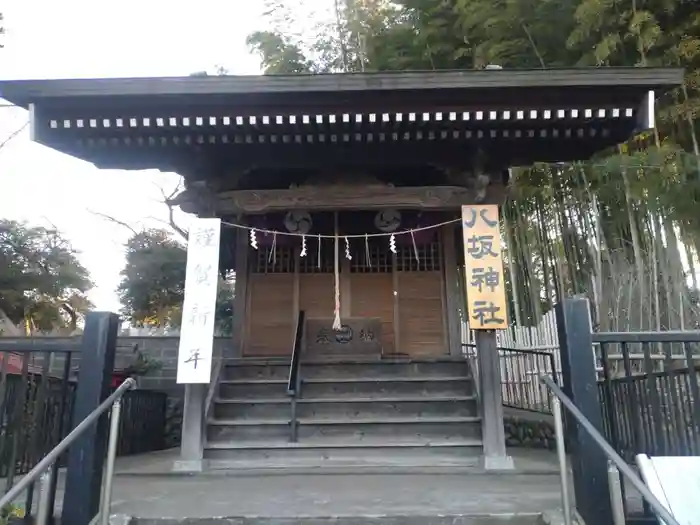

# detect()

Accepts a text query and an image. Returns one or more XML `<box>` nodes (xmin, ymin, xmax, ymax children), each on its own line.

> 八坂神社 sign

<box><xmin>461</xmin><ymin>205</ymin><xmax>508</xmax><ymax>330</ymax></box>
<box><xmin>176</xmin><ymin>218</ymin><xmax>222</xmax><ymax>384</ymax></box>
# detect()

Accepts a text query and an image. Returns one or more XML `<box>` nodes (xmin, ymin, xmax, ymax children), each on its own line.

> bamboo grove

<box><xmin>246</xmin><ymin>0</ymin><xmax>700</xmax><ymax>331</ymax></box>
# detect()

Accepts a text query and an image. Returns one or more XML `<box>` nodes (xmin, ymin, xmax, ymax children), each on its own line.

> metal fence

<box><xmin>498</xmin><ymin>347</ymin><xmax>558</xmax><ymax>413</ymax></box>
<box><xmin>463</xmin><ymin>344</ymin><xmax>559</xmax><ymax>414</ymax></box>
<box><xmin>0</xmin><ymin>343</ymin><xmax>168</xmax><ymax>491</ymax></box>
<box><xmin>117</xmin><ymin>389</ymin><xmax>167</xmax><ymax>455</ymax></box>
<box><xmin>593</xmin><ymin>331</ymin><xmax>700</xmax><ymax>462</ymax></box>
<box><xmin>0</xmin><ymin>343</ymin><xmax>78</xmax><ymax>496</ymax></box>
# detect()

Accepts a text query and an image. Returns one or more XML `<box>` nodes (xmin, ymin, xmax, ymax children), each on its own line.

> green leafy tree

<box><xmin>117</xmin><ymin>229</ymin><xmax>234</xmax><ymax>335</ymax></box>
<box><xmin>0</xmin><ymin>220</ymin><xmax>93</xmax><ymax>333</ymax></box>
<box><xmin>245</xmin><ymin>0</ymin><xmax>700</xmax><ymax>332</ymax></box>
<box><xmin>247</xmin><ymin>31</ymin><xmax>314</xmax><ymax>73</ymax></box>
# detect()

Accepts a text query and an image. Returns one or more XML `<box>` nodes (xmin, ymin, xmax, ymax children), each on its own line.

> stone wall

<box><xmin>503</xmin><ymin>410</ymin><xmax>556</xmax><ymax>450</ymax></box>
<box><xmin>0</xmin><ymin>335</ymin><xmax>230</xmax><ymax>391</ymax></box>
<box><xmin>0</xmin><ymin>335</ymin><xmax>231</xmax><ymax>448</ymax></box>
<box><xmin>117</xmin><ymin>336</ymin><xmax>232</xmax><ymax>397</ymax></box>
<box><xmin>118</xmin><ymin>337</ymin><xmax>231</xmax><ymax>447</ymax></box>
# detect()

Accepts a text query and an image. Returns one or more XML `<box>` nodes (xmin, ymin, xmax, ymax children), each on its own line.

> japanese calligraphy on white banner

<box><xmin>176</xmin><ymin>218</ymin><xmax>222</xmax><ymax>384</ymax></box>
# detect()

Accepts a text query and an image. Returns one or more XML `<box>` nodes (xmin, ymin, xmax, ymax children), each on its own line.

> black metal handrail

<box><xmin>287</xmin><ymin>310</ymin><xmax>305</xmax><ymax>442</ymax></box>
<box><xmin>0</xmin><ymin>377</ymin><xmax>136</xmax><ymax>525</ymax></box>
<box><xmin>540</xmin><ymin>375</ymin><xmax>681</xmax><ymax>525</ymax></box>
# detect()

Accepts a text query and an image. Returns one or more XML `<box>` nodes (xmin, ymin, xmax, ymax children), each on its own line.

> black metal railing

<box><xmin>593</xmin><ymin>331</ymin><xmax>700</xmax><ymax>463</ymax></box>
<box><xmin>498</xmin><ymin>347</ymin><xmax>558</xmax><ymax>413</ymax></box>
<box><xmin>117</xmin><ymin>389</ymin><xmax>167</xmax><ymax>456</ymax></box>
<box><xmin>287</xmin><ymin>310</ymin><xmax>305</xmax><ymax>442</ymax></box>
<box><xmin>0</xmin><ymin>341</ymin><xmax>78</xmax><ymax>493</ymax></box>
<box><xmin>463</xmin><ymin>343</ymin><xmax>558</xmax><ymax>414</ymax></box>
<box><xmin>541</xmin><ymin>375</ymin><xmax>681</xmax><ymax>525</ymax></box>
<box><xmin>0</xmin><ymin>339</ymin><xmax>168</xmax><ymax>518</ymax></box>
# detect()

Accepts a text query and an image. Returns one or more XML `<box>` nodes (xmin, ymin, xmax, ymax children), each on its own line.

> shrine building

<box><xmin>0</xmin><ymin>68</ymin><xmax>682</xmax><ymax>471</ymax></box>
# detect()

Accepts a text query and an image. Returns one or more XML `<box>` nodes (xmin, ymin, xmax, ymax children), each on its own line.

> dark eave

<box><xmin>0</xmin><ymin>68</ymin><xmax>684</xmax><ymax>173</ymax></box>
<box><xmin>0</xmin><ymin>68</ymin><xmax>683</xmax><ymax>109</ymax></box>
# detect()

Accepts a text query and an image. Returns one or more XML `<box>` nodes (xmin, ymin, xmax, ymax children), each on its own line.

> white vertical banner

<box><xmin>176</xmin><ymin>218</ymin><xmax>222</xmax><ymax>384</ymax></box>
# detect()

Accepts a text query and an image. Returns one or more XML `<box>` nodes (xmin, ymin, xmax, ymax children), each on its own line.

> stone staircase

<box><xmin>204</xmin><ymin>356</ymin><xmax>483</xmax><ymax>469</ymax></box>
<box><xmin>129</xmin><ymin>516</ymin><xmax>549</xmax><ymax>525</ymax></box>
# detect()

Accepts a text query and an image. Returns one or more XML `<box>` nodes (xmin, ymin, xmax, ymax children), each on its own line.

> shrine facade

<box><xmin>0</xmin><ymin>67</ymin><xmax>683</xmax><ymax>471</ymax></box>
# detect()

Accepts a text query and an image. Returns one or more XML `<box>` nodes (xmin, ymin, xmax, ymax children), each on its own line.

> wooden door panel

<box><xmin>245</xmin><ymin>274</ymin><xmax>294</xmax><ymax>356</ymax></box>
<box><xmin>350</xmin><ymin>273</ymin><xmax>395</xmax><ymax>355</ymax></box>
<box><xmin>398</xmin><ymin>272</ymin><xmax>446</xmax><ymax>356</ymax></box>
<box><xmin>299</xmin><ymin>274</ymin><xmax>334</xmax><ymax>318</ymax></box>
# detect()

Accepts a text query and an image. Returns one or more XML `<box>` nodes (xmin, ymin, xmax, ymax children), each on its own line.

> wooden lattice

<box><xmin>397</xmin><ymin>242</ymin><xmax>442</xmax><ymax>271</ymax></box>
<box><xmin>251</xmin><ymin>246</ymin><xmax>295</xmax><ymax>274</ymax></box>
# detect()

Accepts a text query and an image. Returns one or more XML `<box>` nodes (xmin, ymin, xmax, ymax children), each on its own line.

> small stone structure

<box><xmin>503</xmin><ymin>415</ymin><xmax>556</xmax><ymax>451</ymax></box>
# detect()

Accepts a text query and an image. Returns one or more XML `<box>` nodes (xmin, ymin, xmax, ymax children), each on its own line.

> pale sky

<box><xmin>0</xmin><ymin>0</ymin><xmax>271</xmax><ymax>312</ymax></box>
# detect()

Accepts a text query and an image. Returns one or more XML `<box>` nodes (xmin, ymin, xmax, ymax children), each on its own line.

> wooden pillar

<box><xmin>441</xmin><ymin>225</ymin><xmax>462</xmax><ymax>356</ymax></box>
<box><xmin>232</xmin><ymin>227</ymin><xmax>250</xmax><ymax>358</ymax></box>
<box><xmin>341</xmin><ymin>257</ymin><xmax>352</xmax><ymax>318</ymax></box>
<box><xmin>392</xmin><ymin>253</ymin><xmax>400</xmax><ymax>355</ymax></box>
<box><xmin>175</xmin><ymin>216</ymin><xmax>221</xmax><ymax>473</ymax></box>
<box><xmin>175</xmin><ymin>384</ymin><xmax>206</xmax><ymax>472</ymax></box>
<box><xmin>293</xmin><ymin>250</ymin><xmax>300</xmax><ymax>324</ymax></box>
<box><xmin>475</xmin><ymin>329</ymin><xmax>514</xmax><ymax>470</ymax></box>
<box><xmin>461</xmin><ymin>204</ymin><xmax>513</xmax><ymax>471</ymax></box>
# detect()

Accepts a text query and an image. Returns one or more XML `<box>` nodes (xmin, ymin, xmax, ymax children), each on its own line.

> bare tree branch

<box><xmin>87</xmin><ymin>209</ymin><xmax>140</xmax><ymax>236</ymax></box>
<box><xmin>0</xmin><ymin>122</ymin><xmax>29</xmax><ymax>150</ymax></box>
<box><xmin>145</xmin><ymin>215</ymin><xmax>188</xmax><ymax>243</ymax></box>
<box><xmin>152</xmin><ymin>180</ymin><xmax>189</xmax><ymax>241</ymax></box>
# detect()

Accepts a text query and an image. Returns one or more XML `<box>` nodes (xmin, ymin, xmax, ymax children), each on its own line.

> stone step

<box><xmin>218</xmin><ymin>377</ymin><xmax>474</xmax><ymax>399</ymax></box>
<box><xmin>130</xmin><ymin>515</ymin><xmax>544</xmax><ymax>525</ymax></box>
<box><xmin>203</xmin><ymin>437</ymin><xmax>484</xmax><ymax>465</ymax></box>
<box><xmin>207</xmin><ymin>418</ymin><xmax>291</xmax><ymax>441</ymax></box>
<box><xmin>212</xmin><ymin>398</ymin><xmax>290</xmax><ymax>419</ymax></box>
<box><xmin>219</xmin><ymin>379</ymin><xmax>288</xmax><ymax>399</ymax></box>
<box><xmin>297</xmin><ymin>416</ymin><xmax>482</xmax><ymax>441</ymax></box>
<box><xmin>212</xmin><ymin>396</ymin><xmax>478</xmax><ymax>420</ymax></box>
<box><xmin>300</xmin><ymin>377</ymin><xmax>475</xmax><ymax>398</ymax></box>
<box><xmin>207</xmin><ymin>416</ymin><xmax>482</xmax><ymax>442</ymax></box>
<box><xmin>223</xmin><ymin>358</ymin><xmax>471</xmax><ymax>381</ymax></box>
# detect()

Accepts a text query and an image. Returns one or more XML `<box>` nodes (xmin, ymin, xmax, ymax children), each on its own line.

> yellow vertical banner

<box><xmin>461</xmin><ymin>205</ymin><xmax>508</xmax><ymax>330</ymax></box>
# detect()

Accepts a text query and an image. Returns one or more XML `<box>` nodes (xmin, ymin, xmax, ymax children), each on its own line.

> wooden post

<box><xmin>441</xmin><ymin>225</ymin><xmax>462</xmax><ymax>356</ymax></box>
<box><xmin>232</xmin><ymin>226</ymin><xmax>250</xmax><ymax>358</ymax></box>
<box><xmin>475</xmin><ymin>330</ymin><xmax>513</xmax><ymax>470</ymax></box>
<box><xmin>392</xmin><ymin>253</ymin><xmax>400</xmax><ymax>355</ymax></box>
<box><xmin>461</xmin><ymin>205</ymin><xmax>513</xmax><ymax>470</ymax></box>
<box><xmin>174</xmin><ymin>218</ymin><xmax>221</xmax><ymax>472</ymax></box>
<box><xmin>175</xmin><ymin>384</ymin><xmax>206</xmax><ymax>472</ymax></box>
<box><xmin>62</xmin><ymin>312</ymin><xmax>119</xmax><ymax>525</ymax></box>
<box><xmin>341</xmin><ymin>257</ymin><xmax>352</xmax><ymax>318</ymax></box>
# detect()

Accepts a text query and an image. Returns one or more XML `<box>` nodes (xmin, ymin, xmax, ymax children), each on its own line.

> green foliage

<box><xmin>123</xmin><ymin>344</ymin><xmax>162</xmax><ymax>376</ymax></box>
<box><xmin>247</xmin><ymin>31</ymin><xmax>314</xmax><ymax>74</ymax></box>
<box><xmin>117</xmin><ymin>229</ymin><xmax>234</xmax><ymax>335</ymax></box>
<box><xmin>118</xmin><ymin>229</ymin><xmax>187</xmax><ymax>327</ymax></box>
<box><xmin>0</xmin><ymin>503</ymin><xmax>24</xmax><ymax>524</ymax></box>
<box><xmin>0</xmin><ymin>220</ymin><xmax>92</xmax><ymax>333</ymax></box>
<box><xmin>245</xmin><ymin>0</ymin><xmax>700</xmax><ymax>330</ymax></box>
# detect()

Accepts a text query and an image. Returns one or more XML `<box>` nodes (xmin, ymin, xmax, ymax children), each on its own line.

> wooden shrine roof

<box><xmin>0</xmin><ymin>68</ymin><xmax>684</xmax><ymax>173</ymax></box>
